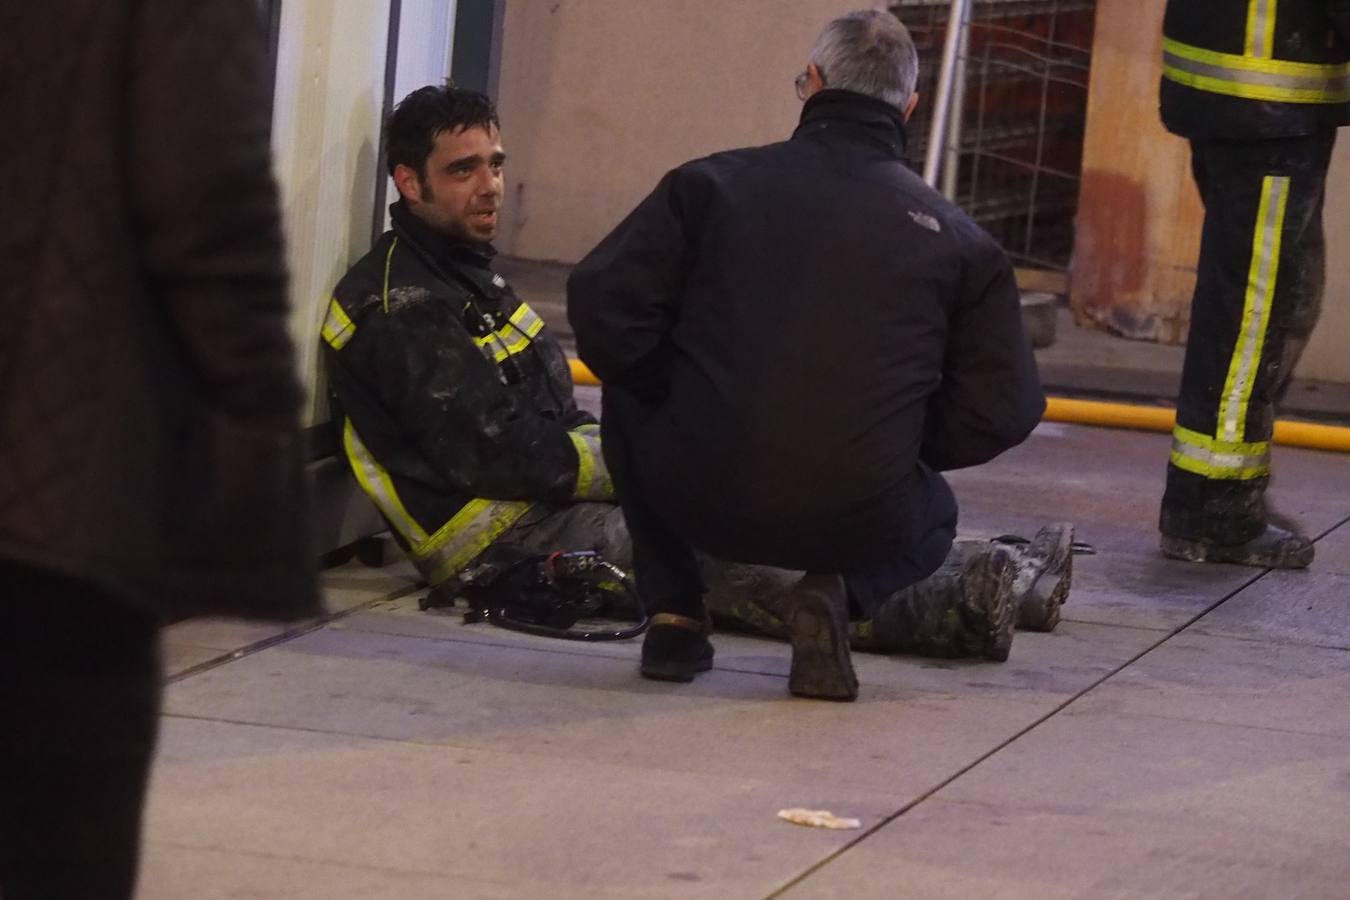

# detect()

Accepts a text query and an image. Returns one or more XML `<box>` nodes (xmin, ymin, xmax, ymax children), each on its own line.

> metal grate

<box><xmin>891</xmin><ymin>0</ymin><xmax>1095</xmax><ymax>272</ymax></box>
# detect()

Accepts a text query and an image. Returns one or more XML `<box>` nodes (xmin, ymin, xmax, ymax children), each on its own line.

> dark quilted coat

<box><xmin>0</xmin><ymin>0</ymin><xmax>321</xmax><ymax>621</ymax></box>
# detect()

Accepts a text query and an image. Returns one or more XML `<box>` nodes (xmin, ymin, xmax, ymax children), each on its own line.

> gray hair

<box><xmin>809</xmin><ymin>9</ymin><xmax>919</xmax><ymax>109</ymax></box>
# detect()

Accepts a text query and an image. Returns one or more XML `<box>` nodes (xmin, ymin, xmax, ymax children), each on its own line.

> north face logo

<box><xmin>908</xmin><ymin>210</ymin><xmax>941</xmax><ymax>233</ymax></box>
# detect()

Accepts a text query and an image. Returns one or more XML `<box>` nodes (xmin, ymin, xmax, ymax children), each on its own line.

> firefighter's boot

<box><xmin>1161</xmin><ymin>523</ymin><xmax>1314</xmax><ymax>569</ymax></box>
<box><xmin>703</xmin><ymin>561</ymin><xmax>797</xmax><ymax>639</ymax></box>
<box><xmin>994</xmin><ymin>523</ymin><xmax>1075</xmax><ymax>632</ymax></box>
<box><xmin>852</xmin><ymin>544</ymin><xmax>1018</xmax><ymax>662</ymax></box>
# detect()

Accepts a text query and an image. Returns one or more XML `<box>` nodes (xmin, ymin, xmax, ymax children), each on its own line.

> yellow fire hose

<box><xmin>567</xmin><ymin>358</ymin><xmax>1350</xmax><ymax>454</ymax></box>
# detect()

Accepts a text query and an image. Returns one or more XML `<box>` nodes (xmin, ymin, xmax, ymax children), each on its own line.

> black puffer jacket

<box><xmin>0</xmin><ymin>0</ymin><xmax>320</xmax><ymax>620</ymax></box>
<box><xmin>569</xmin><ymin>91</ymin><xmax>1044</xmax><ymax>571</ymax></box>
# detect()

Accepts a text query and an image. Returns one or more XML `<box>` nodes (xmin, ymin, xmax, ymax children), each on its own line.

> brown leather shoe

<box><xmin>640</xmin><ymin>612</ymin><xmax>714</xmax><ymax>682</ymax></box>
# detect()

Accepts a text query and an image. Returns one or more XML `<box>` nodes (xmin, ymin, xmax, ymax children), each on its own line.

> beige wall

<box><xmin>495</xmin><ymin>0</ymin><xmax>1349</xmax><ymax>383</ymax></box>
<box><xmin>272</xmin><ymin>0</ymin><xmax>392</xmax><ymax>424</ymax></box>
<box><xmin>1298</xmin><ymin>140</ymin><xmax>1350</xmax><ymax>383</ymax></box>
<box><xmin>493</xmin><ymin>0</ymin><xmax>888</xmax><ymax>262</ymax></box>
<box><xmin>1069</xmin><ymin>1</ymin><xmax>1202</xmax><ymax>345</ymax></box>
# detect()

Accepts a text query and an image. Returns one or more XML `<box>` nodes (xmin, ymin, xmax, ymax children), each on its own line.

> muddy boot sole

<box><xmin>784</xmin><ymin>575</ymin><xmax>859</xmax><ymax>702</ymax></box>
<box><xmin>965</xmin><ymin>549</ymin><xmax>1018</xmax><ymax>663</ymax></box>
<box><xmin>1016</xmin><ymin>524</ymin><xmax>1075</xmax><ymax>633</ymax></box>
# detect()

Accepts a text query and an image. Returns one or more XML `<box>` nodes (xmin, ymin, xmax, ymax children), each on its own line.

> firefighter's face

<box><xmin>397</xmin><ymin>124</ymin><xmax>505</xmax><ymax>242</ymax></box>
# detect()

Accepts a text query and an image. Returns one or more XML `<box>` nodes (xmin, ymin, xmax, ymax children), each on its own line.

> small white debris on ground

<box><xmin>776</xmin><ymin>808</ymin><xmax>863</xmax><ymax>830</ymax></box>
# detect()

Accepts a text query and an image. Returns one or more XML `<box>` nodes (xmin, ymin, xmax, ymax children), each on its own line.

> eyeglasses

<box><xmin>794</xmin><ymin>67</ymin><xmax>825</xmax><ymax>101</ymax></box>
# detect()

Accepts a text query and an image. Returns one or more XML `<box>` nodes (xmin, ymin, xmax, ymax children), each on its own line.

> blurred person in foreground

<box><xmin>1157</xmin><ymin>0</ymin><xmax>1349</xmax><ymax>567</ymax></box>
<box><xmin>0</xmin><ymin>2</ymin><xmax>320</xmax><ymax>896</ymax></box>
<box><xmin>569</xmin><ymin>9</ymin><xmax>1046</xmax><ymax>700</ymax></box>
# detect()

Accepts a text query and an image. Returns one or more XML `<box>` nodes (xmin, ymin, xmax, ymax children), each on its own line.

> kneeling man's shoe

<box><xmin>641</xmin><ymin>612</ymin><xmax>714</xmax><ymax>682</ymax></box>
<box><xmin>781</xmin><ymin>574</ymin><xmax>859</xmax><ymax>702</ymax></box>
<box><xmin>1160</xmin><ymin>523</ymin><xmax>1314</xmax><ymax>570</ymax></box>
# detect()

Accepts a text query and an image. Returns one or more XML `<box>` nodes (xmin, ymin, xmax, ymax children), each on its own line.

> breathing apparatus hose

<box><xmin>436</xmin><ymin>550</ymin><xmax>648</xmax><ymax>642</ymax></box>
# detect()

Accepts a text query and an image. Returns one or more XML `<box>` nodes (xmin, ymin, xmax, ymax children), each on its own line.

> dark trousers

<box><xmin>601</xmin><ymin>387</ymin><xmax>952</xmax><ymax>619</ymax></box>
<box><xmin>0</xmin><ymin>563</ymin><xmax>162</xmax><ymax>900</ymax></box>
<box><xmin>1161</xmin><ymin>132</ymin><xmax>1336</xmax><ymax>544</ymax></box>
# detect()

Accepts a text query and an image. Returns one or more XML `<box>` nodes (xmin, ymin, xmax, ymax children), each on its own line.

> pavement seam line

<box><xmin>165</xmin><ymin>581</ymin><xmax>425</xmax><ymax>684</ymax></box>
<box><xmin>767</xmin><ymin>515</ymin><xmax>1350</xmax><ymax>897</ymax></box>
<box><xmin>147</xmin><ymin>838</ymin><xmax>455</xmax><ymax>879</ymax></box>
<box><xmin>763</xmin><ymin>562</ymin><xmax>1276</xmax><ymax>898</ymax></box>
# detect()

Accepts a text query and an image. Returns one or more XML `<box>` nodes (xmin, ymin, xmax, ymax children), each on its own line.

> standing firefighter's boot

<box><xmin>1160</xmin><ymin>523</ymin><xmax>1314</xmax><ymax>569</ymax></box>
<box><xmin>852</xmin><ymin>545</ymin><xmax>1018</xmax><ymax>662</ymax></box>
<box><xmin>775</xmin><ymin>574</ymin><xmax>859</xmax><ymax>702</ymax></box>
<box><xmin>994</xmin><ymin>523</ymin><xmax>1076</xmax><ymax>632</ymax></box>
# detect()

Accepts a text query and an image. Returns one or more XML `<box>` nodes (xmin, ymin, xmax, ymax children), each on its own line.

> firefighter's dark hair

<box><xmin>385</xmin><ymin>83</ymin><xmax>500</xmax><ymax>179</ymax></box>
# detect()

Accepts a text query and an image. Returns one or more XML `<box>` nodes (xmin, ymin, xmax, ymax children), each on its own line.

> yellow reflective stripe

<box><xmin>1173</xmin><ymin>425</ymin><xmax>1268</xmax><ymax>458</ymax></box>
<box><xmin>342</xmin><ymin>418</ymin><xmax>428</xmax><ymax>546</ymax></box>
<box><xmin>497</xmin><ymin>329</ymin><xmax>534</xmax><ymax>357</ymax></box>
<box><xmin>1169</xmin><ymin>450</ymin><xmax>1269</xmax><ymax>480</ymax></box>
<box><xmin>1170</xmin><ymin>426</ymin><xmax>1271</xmax><ymax>480</ymax></box>
<box><xmin>321</xmin><ymin>297</ymin><xmax>356</xmax><ymax>350</ymax></box>
<box><xmin>1245</xmin><ymin>0</ymin><xmax>1276</xmax><ymax>59</ymax></box>
<box><xmin>472</xmin><ymin>303</ymin><xmax>547</xmax><ymax>363</ymax></box>
<box><xmin>345</xmin><ymin>415</ymin><xmax>532</xmax><ymax>583</ymax></box>
<box><xmin>381</xmin><ymin>237</ymin><xmax>399</xmax><ymax>314</ymax></box>
<box><xmin>416</xmin><ymin>498</ymin><xmax>533</xmax><ymax>585</ymax></box>
<box><xmin>567</xmin><ymin>428</ymin><xmax>612</xmax><ymax>501</ymax></box>
<box><xmin>1163</xmin><ymin>38</ymin><xmax>1350</xmax><ymax>104</ymax></box>
<box><xmin>1165</xmin><ymin>37</ymin><xmax>1350</xmax><ymax>79</ymax></box>
<box><xmin>1218</xmin><ymin>176</ymin><xmax>1288</xmax><ymax>444</ymax></box>
<box><xmin>473</xmin><ymin>332</ymin><xmax>512</xmax><ymax>363</ymax></box>
<box><xmin>507</xmin><ymin>303</ymin><xmax>546</xmax><ymax>339</ymax></box>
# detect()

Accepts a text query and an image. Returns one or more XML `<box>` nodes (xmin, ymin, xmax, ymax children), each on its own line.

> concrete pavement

<box><xmin>142</xmin><ymin>415</ymin><xmax>1350</xmax><ymax>899</ymax></box>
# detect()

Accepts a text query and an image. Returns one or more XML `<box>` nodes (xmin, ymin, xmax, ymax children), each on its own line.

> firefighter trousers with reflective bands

<box><xmin>1161</xmin><ymin>131</ymin><xmax>1337</xmax><ymax>545</ymax></box>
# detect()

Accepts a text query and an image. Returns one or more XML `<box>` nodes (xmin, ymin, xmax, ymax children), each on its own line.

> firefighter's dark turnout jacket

<box><xmin>1158</xmin><ymin>0</ymin><xmax>1348</xmax><ymax>543</ymax></box>
<box><xmin>1162</xmin><ymin>0</ymin><xmax>1350</xmax><ymax>139</ymax></box>
<box><xmin>323</xmin><ymin>201</ymin><xmax>612</xmax><ymax>586</ymax></box>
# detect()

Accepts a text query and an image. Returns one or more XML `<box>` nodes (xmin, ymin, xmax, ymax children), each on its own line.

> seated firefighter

<box><xmin>567</xmin><ymin>10</ymin><xmax>1055</xmax><ymax>701</ymax></box>
<box><xmin>324</xmin><ymin>83</ymin><xmax>1072</xmax><ymax>694</ymax></box>
<box><xmin>323</xmin><ymin>85</ymin><xmax>626</xmax><ymax>585</ymax></box>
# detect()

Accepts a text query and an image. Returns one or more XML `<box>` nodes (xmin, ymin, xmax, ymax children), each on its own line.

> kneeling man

<box><xmin>568</xmin><ymin>10</ymin><xmax>1046</xmax><ymax>700</ymax></box>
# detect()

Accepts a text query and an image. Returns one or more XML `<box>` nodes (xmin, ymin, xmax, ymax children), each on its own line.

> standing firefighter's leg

<box><xmin>1161</xmin><ymin>134</ymin><xmax>1333</xmax><ymax>569</ymax></box>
